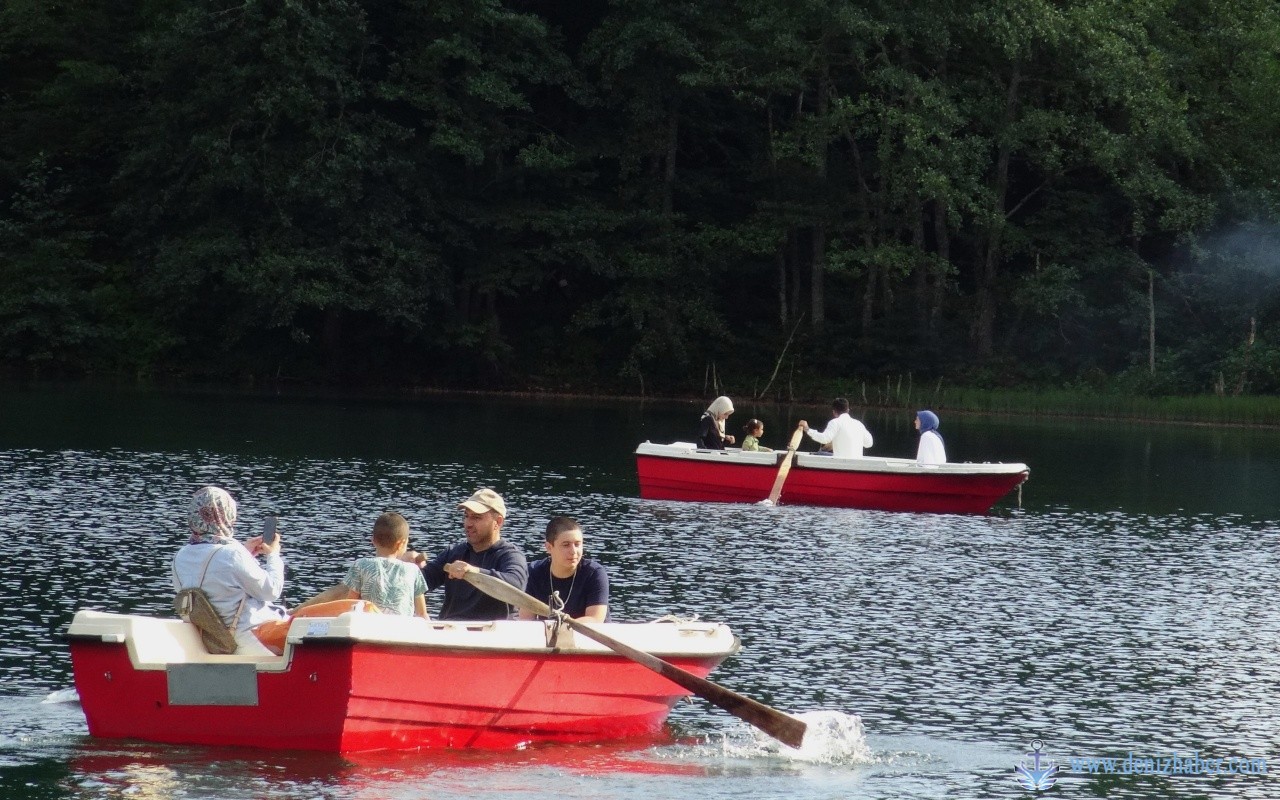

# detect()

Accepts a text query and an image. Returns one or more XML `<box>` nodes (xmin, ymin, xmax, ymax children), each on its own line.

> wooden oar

<box><xmin>463</xmin><ymin>571</ymin><xmax>807</xmax><ymax>749</ymax></box>
<box><xmin>763</xmin><ymin>424</ymin><xmax>805</xmax><ymax>505</ymax></box>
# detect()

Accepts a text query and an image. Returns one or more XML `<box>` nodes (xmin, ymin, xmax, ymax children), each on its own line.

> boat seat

<box><xmin>69</xmin><ymin>611</ymin><xmax>286</xmax><ymax>671</ymax></box>
<box><xmin>131</xmin><ymin>617</ymin><xmax>286</xmax><ymax>669</ymax></box>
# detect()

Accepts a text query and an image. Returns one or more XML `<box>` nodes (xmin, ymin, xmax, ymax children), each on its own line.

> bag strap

<box><xmin>173</xmin><ymin>545</ymin><xmax>247</xmax><ymax>633</ymax></box>
<box><xmin>172</xmin><ymin>545</ymin><xmax>222</xmax><ymax>591</ymax></box>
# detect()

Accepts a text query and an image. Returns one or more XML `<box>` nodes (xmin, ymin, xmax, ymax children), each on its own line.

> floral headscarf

<box><xmin>188</xmin><ymin>486</ymin><xmax>238</xmax><ymax>543</ymax></box>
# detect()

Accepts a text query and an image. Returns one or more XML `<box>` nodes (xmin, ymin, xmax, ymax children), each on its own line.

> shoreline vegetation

<box><xmin>409</xmin><ymin>384</ymin><xmax>1280</xmax><ymax>427</ymax></box>
<box><xmin>6</xmin><ymin>376</ymin><xmax>1276</xmax><ymax>428</ymax></box>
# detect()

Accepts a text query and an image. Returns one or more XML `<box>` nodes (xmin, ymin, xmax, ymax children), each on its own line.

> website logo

<box><xmin>1015</xmin><ymin>739</ymin><xmax>1060</xmax><ymax>792</ymax></box>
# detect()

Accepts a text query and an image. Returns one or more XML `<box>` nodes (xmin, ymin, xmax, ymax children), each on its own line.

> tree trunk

<box><xmin>1234</xmin><ymin>316</ymin><xmax>1256</xmax><ymax>395</ymax></box>
<box><xmin>777</xmin><ymin>247</ymin><xmax>788</xmax><ymax>327</ymax></box>
<box><xmin>861</xmin><ymin>260</ymin><xmax>878</xmax><ymax>334</ymax></box>
<box><xmin>767</xmin><ymin>106</ymin><xmax>788</xmax><ymax>327</ymax></box>
<box><xmin>972</xmin><ymin>63</ymin><xmax>1021</xmax><ymax>357</ymax></box>
<box><xmin>663</xmin><ymin>110</ymin><xmax>679</xmax><ymax>217</ymax></box>
<box><xmin>483</xmin><ymin>289</ymin><xmax>501</xmax><ymax>367</ymax></box>
<box><xmin>1147</xmin><ymin>268</ymin><xmax>1156</xmax><ymax>374</ymax></box>
<box><xmin>912</xmin><ymin>200</ymin><xmax>927</xmax><ymax>337</ymax></box>
<box><xmin>810</xmin><ymin>68</ymin><xmax>829</xmax><ymax>328</ymax></box>
<box><xmin>788</xmin><ymin>230</ymin><xmax>803</xmax><ymax>320</ymax></box>
<box><xmin>811</xmin><ymin>225</ymin><xmax>826</xmax><ymax>328</ymax></box>
<box><xmin>931</xmin><ymin>198</ymin><xmax>950</xmax><ymax>336</ymax></box>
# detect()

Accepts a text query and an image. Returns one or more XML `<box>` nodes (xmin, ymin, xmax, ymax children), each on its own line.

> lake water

<box><xmin>1</xmin><ymin>385</ymin><xmax>1276</xmax><ymax>799</ymax></box>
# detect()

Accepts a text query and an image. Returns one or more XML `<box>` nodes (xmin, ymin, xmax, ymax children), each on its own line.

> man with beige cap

<box><xmin>410</xmin><ymin>488</ymin><xmax>528</xmax><ymax>621</ymax></box>
<box><xmin>295</xmin><ymin>488</ymin><xmax>527</xmax><ymax>621</ymax></box>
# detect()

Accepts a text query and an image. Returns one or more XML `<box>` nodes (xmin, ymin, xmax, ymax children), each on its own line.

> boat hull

<box><xmin>636</xmin><ymin>443</ymin><xmax>1029</xmax><ymax>514</ymax></box>
<box><xmin>67</xmin><ymin>611</ymin><xmax>737</xmax><ymax>752</ymax></box>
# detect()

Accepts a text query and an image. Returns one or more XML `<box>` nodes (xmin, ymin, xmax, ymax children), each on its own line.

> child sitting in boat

<box><xmin>342</xmin><ymin>512</ymin><xmax>429</xmax><ymax>618</ymax></box>
<box><xmin>740</xmin><ymin>419</ymin><xmax>773</xmax><ymax>452</ymax></box>
<box><xmin>914</xmin><ymin>409</ymin><xmax>947</xmax><ymax>465</ymax></box>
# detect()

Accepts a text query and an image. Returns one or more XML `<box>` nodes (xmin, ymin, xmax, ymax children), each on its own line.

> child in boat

<box><xmin>740</xmin><ymin>419</ymin><xmax>773</xmax><ymax>452</ymax></box>
<box><xmin>915</xmin><ymin>409</ymin><xmax>947</xmax><ymax>465</ymax></box>
<box><xmin>342</xmin><ymin>512</ymin><xmax>429</xmax><ymax>618</ymax></box>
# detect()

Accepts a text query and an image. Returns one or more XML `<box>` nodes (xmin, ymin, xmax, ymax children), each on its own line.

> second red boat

<box><xmin>636</xmin><ymin>442</ymin><xmax>1029</xmax><ymax>514</ymax></box>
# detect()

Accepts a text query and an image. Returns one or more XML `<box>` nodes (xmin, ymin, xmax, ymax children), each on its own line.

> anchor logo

<box><xmin>1015</xmin><ymin>739</ymin><xmax>1060</xmax><ymax>792</ymax></box>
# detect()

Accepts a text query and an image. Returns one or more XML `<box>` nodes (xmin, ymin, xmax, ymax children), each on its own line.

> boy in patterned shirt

<box><xmin>343</xmin><ymin>512</ymin><xmax>429</xmax><ymax>617</ymax></box>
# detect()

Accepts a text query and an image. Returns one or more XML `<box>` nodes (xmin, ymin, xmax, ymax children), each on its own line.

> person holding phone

<box><xmin>172</xmin><ymin>487</ymin><xmax>375</xmax><ymax>655</ymax></box>
<box><xmin>171</xmin><ymin>486</ymin><xmax>289</xmax><ymax>655</ymax></box>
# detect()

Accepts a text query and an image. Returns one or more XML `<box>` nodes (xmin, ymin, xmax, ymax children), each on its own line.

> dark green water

<box><xmin>1</xmin><ymin>385</ymin><xmax>1276</xmax><ymax>799</ymax></box>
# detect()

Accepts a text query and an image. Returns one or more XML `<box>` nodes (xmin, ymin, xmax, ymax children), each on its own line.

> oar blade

<box><xmin>463</xmin><ymin>571</ymin><xmax>808</xmax><ymax>749</ymax></box>
<box><xmin>561</xmin><ymin>613</ymin><xmax>808</xmax><ymax>750</ymax></box>
<box><xmin>652</xmin><ymin>660</ymin><xmax>807</xmax><ymax>748</ymax></box>
<box><xmin>765</xmin><ymin>425</ymin><xmax>806</xmax><ymax>504</ymax></box>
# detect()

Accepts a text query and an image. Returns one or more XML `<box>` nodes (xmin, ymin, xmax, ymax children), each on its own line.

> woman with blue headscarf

<box><xmin>914</xmin><ymin>410</ymin><xmax>946</xmax><ymax>465</ymax></box>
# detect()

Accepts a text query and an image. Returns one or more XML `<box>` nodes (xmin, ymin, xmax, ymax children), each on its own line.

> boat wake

<box><xmin>41</xmin><ymin>688</ymin><xmax>80</xmax><ymax>705</ymax></box>
<box><xmin>715</xmin><ymin>711</ymin><xmax>873</xmax><ymax>764</ymax></box>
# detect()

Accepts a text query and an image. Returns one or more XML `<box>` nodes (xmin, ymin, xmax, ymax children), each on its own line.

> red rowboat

<box><xmin>66</xmin><ymin>608</ymin><xmax>739</xmax><ymax>752</ymax></box>
<box><xmin>636</xmin><ymin>442</ymin><xmax>1029</xmax><ymax>514</ymax></box>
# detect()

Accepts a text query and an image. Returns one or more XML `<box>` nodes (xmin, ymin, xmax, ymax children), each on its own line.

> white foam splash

<box><xmin>716</xmin><ymin>710</ymin><xmax>873</xmax><ymax>764</ymax></box>
<box><xmin>41</xmin><ymin>687</ymin><xmax>80</xmax><ymax>705</ymax></box>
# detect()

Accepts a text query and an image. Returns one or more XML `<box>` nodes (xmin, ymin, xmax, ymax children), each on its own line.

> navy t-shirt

<box><xmin>423</xmin><ymin>538</ymin><xmax>528</xmax><ymax>621</ymax></box>
<box><xmin>524</xmin><ymin>557</ymin><xmax>610</xmax><ymax>621</ymax></box>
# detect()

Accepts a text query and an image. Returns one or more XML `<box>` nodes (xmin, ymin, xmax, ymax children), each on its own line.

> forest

<box><xmin>2</xmin><ymin>0</ymin><xmax>1279</xmax><ymax>399</ymax></box>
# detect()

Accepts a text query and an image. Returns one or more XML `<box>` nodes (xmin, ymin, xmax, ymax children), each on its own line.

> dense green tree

<box><xmin>0</xmin><ymin>0</ymin><xmax>1277</xmax><ymax>396</ymax></box>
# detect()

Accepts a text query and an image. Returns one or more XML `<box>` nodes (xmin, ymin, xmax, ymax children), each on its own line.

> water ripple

<box><xmin>1</xmin><ymin>441</ymin><xmax>1277</xmax><ymax>799</ymax></box>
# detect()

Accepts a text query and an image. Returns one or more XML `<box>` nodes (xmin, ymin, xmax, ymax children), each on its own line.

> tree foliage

<box><xmin>1</xmin><ymin>0</ymin><xmax>1278</xmax><ymax>394</ymax></box>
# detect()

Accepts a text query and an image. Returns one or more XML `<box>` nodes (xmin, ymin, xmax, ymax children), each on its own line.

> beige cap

<box><xmin>458</xmin><ymin>488</ymin><xmax>507</xmax><ymax>517</ymax></box>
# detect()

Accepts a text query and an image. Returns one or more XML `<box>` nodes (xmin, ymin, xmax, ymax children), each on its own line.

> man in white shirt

<box><xmin>799</xmin><ymin>398</ymin><xmax>873</xmax><ymax>458</ymax></box>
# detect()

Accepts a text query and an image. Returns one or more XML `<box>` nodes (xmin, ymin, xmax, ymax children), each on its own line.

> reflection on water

<box><xmin>1</xmin><ymin>387</ymin><xmax>1278</xmax><ymax>799</ymax></box>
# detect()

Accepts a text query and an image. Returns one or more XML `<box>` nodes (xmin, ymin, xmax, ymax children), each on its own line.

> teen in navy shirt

<box><xmin>521</xmin><ymin>516</ymin><xmax>610</xmax><ymax>622</ymax></box>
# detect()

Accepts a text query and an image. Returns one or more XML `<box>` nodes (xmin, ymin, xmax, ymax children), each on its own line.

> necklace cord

<box><xmin>549</xmin><ymin>568</ymin><xmax>577</xmax><ymax>615</ymax></box>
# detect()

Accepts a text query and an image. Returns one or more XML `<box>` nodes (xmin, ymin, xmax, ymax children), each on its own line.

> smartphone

<box><xmin>262</xmin><ymin>515</ymin><xmax>279</xmax><ymax>546</ymax></box>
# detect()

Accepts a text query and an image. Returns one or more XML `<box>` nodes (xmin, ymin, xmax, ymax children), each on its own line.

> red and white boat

<box><xmin>636</xmin><ymin>441</ymin><xmax>1030</xmax><ymax>514</ymax></box>
<box><xmin>66</xmin><ymin>608</ymin><xmax>739</xmax><ymax>752</ymax></box>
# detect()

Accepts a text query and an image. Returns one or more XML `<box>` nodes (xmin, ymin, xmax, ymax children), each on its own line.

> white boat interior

<box><xmin>66</xmin><ymin>609</ymin><xmax>740</xmax><ymax>672</ymax></box>
<box><xmin>637</xmin><ymin>441</ymin><xmax>1028</xmax><ymax>474</ymax></box>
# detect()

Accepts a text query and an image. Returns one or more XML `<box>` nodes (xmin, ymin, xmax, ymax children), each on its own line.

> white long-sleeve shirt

<box><xmin>173</xmin><ymin>541</ymin><xmax>287</xmax><ymax>633</ymax></box>
<box><xmin>916</xmin><ymin>430</ymin><xmax>947</xmax><ymax>464</ymax></box>
<box><xmin>805</xmin><ymin>413</ymin><xmax>873</xmax><ymax>458</ymax></box>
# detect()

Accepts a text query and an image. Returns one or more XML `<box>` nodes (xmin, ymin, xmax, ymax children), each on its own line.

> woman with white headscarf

<box><xmin>698</xmin><ymin>396</ymin><xmax>736</xmax><ymax>449</ymax></box>
<box><xmin>171</xmin><ymin>486</ymin><xmax>289</xmax><ymax>655</ymax></box>
<box><xmin>172</xmin><ymin>486</ymin><xmax>376</xmax><ymax>655</ymax></box>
